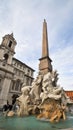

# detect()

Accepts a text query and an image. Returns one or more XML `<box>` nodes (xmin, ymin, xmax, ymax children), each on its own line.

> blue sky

<box><xmin>0</xmin><ymin>0</ymin><xmax>73</xmax><ymax>90</ymax></box>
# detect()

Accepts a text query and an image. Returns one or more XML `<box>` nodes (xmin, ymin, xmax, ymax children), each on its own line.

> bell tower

<box><xmin>39</xmin><ymin>19</ymin><xmax>52</xmax><ymax>74</ymax></box>
<box><xmin>0</xmin><ymin>33</ymin><xmax>17</xmax><ymax>65</ymax></box>
<box><xmin>0</xmin><ymin>33</ymin><xmax>17</xmax><ymax>106</ymax></box>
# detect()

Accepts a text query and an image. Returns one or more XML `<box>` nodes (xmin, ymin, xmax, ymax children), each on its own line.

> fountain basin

<box><xmin>0</xmin><ymin>113</ymin><xmax>73</xmax><ymax>130</ymax></box>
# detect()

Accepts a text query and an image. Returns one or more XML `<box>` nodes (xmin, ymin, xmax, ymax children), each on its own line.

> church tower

<box><xmin>39</xmin><ymin>19</ymin><xmax>52</xmax><ymax>74</ymax></box>
<box><xmin>0</xmin><ymin>33</ymin><xmax>17</xmax><ymax>65</ymax></box>
<box><xmin>0</xmin><ymin>33</ymin><xmax>17</xmax><ymax>106</ymax></box>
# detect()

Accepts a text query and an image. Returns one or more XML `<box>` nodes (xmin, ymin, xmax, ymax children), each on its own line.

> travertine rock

<box><xmin>7</xmin><ymin>111</ymin><xmax>15</xmax><ymax>117</ymax></box>
<box><xmin>37</xmin><ymin>100</ymin><xmax>66</xmax><ymax>122</ymax></box>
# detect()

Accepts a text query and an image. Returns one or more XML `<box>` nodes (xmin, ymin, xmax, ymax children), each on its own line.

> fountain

<box><xmin>0</xmin><ymin>71</ymin><xmax>73</xmax><ymax>130</ymax></box>
<box><xmin>0</xmin><ymin>20</ymin><xmax>73</xmax><ymax>130</ymax></box>
<box><xmin>13</xmin><ymin>70</ymin><xmax>73</xmax><ymax>123</ymax></box>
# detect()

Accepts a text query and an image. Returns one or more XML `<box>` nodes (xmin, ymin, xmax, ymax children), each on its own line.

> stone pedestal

<box><xmin>39</xmin><ymin>57</ymin><xmax>52</xmax><ymax>74</ymax></box>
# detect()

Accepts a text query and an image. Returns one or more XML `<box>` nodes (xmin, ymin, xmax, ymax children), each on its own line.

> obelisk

<box><xmin>39</xmin><ymin>19</ymin><xmax>52</xmax><ymax>75</ymax></box>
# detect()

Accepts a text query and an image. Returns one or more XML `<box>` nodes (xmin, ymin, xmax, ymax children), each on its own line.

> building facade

<box><xmin>0</xmin><ymin>33</ymin><xmax>34</xmax><ymax>107</ymax></box>
<box><xmin>65</xmin><ymin>91</ymin><xmax>73</xmax><ymax>101</ymax></box>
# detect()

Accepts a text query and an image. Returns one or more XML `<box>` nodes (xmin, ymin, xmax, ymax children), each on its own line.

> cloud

<box><xmin>0</xmin><ymin>0</ymin><xmax>73</xmax><ymax>90</ymax></box>
<box><xmin>51</xmin><ymin>42</ymin><xmax>73</xmax><ymax>90</ymax></box>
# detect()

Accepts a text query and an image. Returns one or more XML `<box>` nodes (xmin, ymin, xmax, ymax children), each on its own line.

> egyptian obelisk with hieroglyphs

<box><xmin>39</xmin><ymin>19</ymin><xmax>52</xmax><ymax>74</ymax></box>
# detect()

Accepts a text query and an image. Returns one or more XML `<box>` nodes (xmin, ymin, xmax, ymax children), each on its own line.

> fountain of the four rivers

<box><xmin>0</xmin><ymin>20</ymin><xmax>73</xmax><ymax>130</ymax></box>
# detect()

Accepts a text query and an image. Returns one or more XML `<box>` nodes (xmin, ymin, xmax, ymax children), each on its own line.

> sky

<box><xmin>0</xmin><ymin>0</ymin><xmax>73</xmax><ymax>90</ymax></box>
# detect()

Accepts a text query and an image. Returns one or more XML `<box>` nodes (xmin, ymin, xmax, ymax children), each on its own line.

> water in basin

<box><xmin>0</xmin><ymin>113</ymin><xmax>73</xmax><ymax>130</ymax></box>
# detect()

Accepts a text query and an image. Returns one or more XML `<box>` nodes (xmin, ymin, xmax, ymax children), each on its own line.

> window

<box><xmin>31</xmin><ymin>71</ymin><xmax>33</xmax><ymax>77</ymax></box>
<box><xmin>12</xmin><ymin>81</ymin><xmax>15</xmax><ymax>90</ymax></box>
<box><xmin>26</xmin><ymin>77</ymin><xmax>29</xmax><ymax>85</ymax></box>
<box><xmin>23</xmin><ymin>67</ymin><xmax>25</xmax><ymax>71</ymax></box>
<box><xmin>3</xmin><ymin>53</ymin><xmax>9</xmax><ymax>61</ymax></box>
<box><xmin>19</xmin><ymin>83</ymin><xmax>23</xmax><ymax>91</ymax></box>
<box><xmin>27</xmin><ymin>69</ymin><xmax>30</xmax><ymax>75</ymax></box>
<box><xmin>3</xmin><ymin>53</ymin><xmax>9</xmax><ymax>65</ymax></box>
<box><xmin>15</xmin><ymin>80</ymin><xmax>20</xmax><ymax>91</ymax></box>
<box><xmin>8</xmin><ymin>40</ymin><xmax>12</xmax><ymax>48</ymax></box>
<box><xmin>20</xmin><ymin>65</ymin><xmax>22</xmax><ymax>69</ymax></box>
